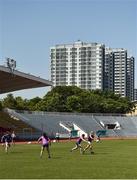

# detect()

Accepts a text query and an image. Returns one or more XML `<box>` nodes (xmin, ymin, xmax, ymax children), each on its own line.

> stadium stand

<box><xmin>113</xmin><ymin>117</ymin><xmax>137</xmax><ymax>137</ymax></box>
<box><xmin>60</xmin><ymin>121</ymin><xmax>74</xmax><ymax>131</ymax></box>
<box><xmin>130</xmin><ymin>117</ymin><xmax>137</xmax><ymax>128</ymax></box>
<box><xmin>0</xmin><ymin>111</ymin><xmax>41</xmax><ymax>140</ymax></box>
<box><xmin>5</xmin><ymin>109</ymin><xmax>68</xmax><ymax>138</ymax></box>
<box><xmin>4</xmin><ymin>109</ymin><xmax>137</xmax><ymax>139</ymax></box>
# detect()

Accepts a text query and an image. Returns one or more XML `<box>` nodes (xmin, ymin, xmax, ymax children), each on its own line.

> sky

<box><xmin>0</xmin><ymin>0</ymin><xmax>137</xmax><ymax>99</ymax></box>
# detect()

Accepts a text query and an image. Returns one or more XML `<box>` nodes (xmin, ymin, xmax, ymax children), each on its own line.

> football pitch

<box><xmin>0</xmin><ymin>139</ymin><xmax>137</xmax><ymax>179</ymax></box>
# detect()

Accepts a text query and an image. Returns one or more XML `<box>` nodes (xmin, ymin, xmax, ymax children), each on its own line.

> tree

<box><xmin>26</xmin><ymin>97</ymin><xmax>41</xmax><ymax>111</ymax></box>
<box><xmin>39</xmin><ymin>86</ymin><xmax>83</xmax><ymax>112</ymax></box>
<box><xmin>1</xmin><ymin>86</ymin><xmax>134</xmax><ymax>114</ymax></box>
<box><xmin>2</xmin><ymin>94</ymin><xmax>17</xmax><ymax>109</ymax></box>
<box><xmin>0</xmin><ymin>100</ymin><xmax>3</xmax><ymax>110</ymax></box>
<box><xmin>15</xmin><ymin>96</ymin><xmax>28</xmax><ymax>110</ymax></box>
<box><xmin>66</xmin><ymin>95</ymin><xmax>82</xmax><ymax>112</ymax></box>
<box><xmin>37</xmin><ymin>86</ymin><xmax>135</xmax><ymax>113</ymax></box>
<box><xmin>36</xmin><ymin>93</ymin><xmax>64</xmax><ymax>111</ymax></box>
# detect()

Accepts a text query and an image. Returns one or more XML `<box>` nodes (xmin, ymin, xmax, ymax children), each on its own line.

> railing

<box><xmin>5</xmin><ymin>108</ymin><xmax>134</xmax><ymax>117</ymax></box>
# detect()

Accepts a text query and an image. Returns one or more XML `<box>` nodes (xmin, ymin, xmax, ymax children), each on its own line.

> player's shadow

<box><xmin>83</xmin><ymin>152</ymin><xmax>108</xmax><ymax>155</ymax></box>
<box><xmin>83</xmin><ymin>152</ymin><xmax>96</xmax><ymax>155</ymax></box>
<box><xmin>83</xmin><ymin>153</ymin><xmax>95</xmax><ymax>156</ymax></box>
<box><xmin>95</xmin><ymin>152</ymin><xmax>108</xmax><ymax>155</ymax></box>
<box><xmin>51</xmin><ymin>156</ymin><xmax>62</xmax><ymax>159</ymax></box>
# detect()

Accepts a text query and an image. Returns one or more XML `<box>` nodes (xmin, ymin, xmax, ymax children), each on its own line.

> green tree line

<box><xmin>0</xmin><ymin>86</ymin><xmax>135</xmax><ymax>113</ymax></box>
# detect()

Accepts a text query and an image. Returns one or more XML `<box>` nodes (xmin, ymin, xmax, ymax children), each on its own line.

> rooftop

<box><xmin>0</xmin><ymin>65</ymin><xmax>52</xmax><ymax>94</ymax></box>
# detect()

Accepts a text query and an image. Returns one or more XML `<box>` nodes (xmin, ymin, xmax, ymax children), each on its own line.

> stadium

<box><xmin>0</xmin><ymin>64</ymin><xmax>137</xmax><ymax>179</ymax></box>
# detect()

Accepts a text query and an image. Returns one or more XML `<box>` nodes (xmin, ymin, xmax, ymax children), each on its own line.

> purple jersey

<box><xmin>76</xmin><ymin>137</ymin><xmax>83</xmax><ymax>144</ymax></box>
<box><xmin>88</xmin><ymin>135</ymin><xmax>94</xmax><ymax>142</ymax></box>
<box><xmin>38</xmin><ymin>136</ymin><xmax>50</xmax><ymax>145</ymax></box>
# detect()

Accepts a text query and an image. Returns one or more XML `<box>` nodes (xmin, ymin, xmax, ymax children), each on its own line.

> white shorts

<box><xmin>88</xmin><ymin>141</ymin><xmax>92</xmax><ymax>145</ymax></box>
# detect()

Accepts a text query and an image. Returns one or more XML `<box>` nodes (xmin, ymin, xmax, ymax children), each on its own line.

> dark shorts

<box><xmin>43</xmin><ymin>143</ymin><xmax>49</xmax><ymax>148</ymax></box>
<box><xmin>76</xmin><ymin>142</ymin><xmax>81</xmax><ymax>147</ymax></box>
<box><xmin>56</xmin><ymin>137</ymin><xmax>59</xmax><ymax>140</ymax></box>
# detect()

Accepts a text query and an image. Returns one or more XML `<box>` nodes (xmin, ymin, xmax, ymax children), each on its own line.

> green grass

<box><xmin>0</xmin><ymin>139</ymin><xmax>137</xmax><ymax>179</ymax></box>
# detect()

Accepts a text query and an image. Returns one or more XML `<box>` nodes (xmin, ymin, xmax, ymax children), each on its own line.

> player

<box><xmin>11</xmin><ymin>131</ymin><xmax>16</xmax><ymax>145</ymax></box>
<box><xmin>1</xmin><ymin>131</ymin><xmax>12</xmax><ymax>153</ymax></box>
<box><xmin>38</xmin><ymin>133</ymin><xmax>51</xmax><ymax>158</ymax></box>
<box><xmin>96</xmin><ymin>130</ymin><xmax>101</xmax><ymax>142</ymax></box>
<box><xmin>83</xmin><ymin>131</ymin><xmax>95</xmax><ymax>154</ymax></box>
<box><xmin>69</xmin><ymin>131</ymin><xmax>72</xmax><ymax>141</ymax></box>
<box><xmin>55</xmin><ymin>132</ymin><xmax>60</xmax><ymax>142</ymax></box>
<box><xmin>70</xmin><ymin>134</ymin><xmax>87</xmax><ymax>154</ymax></box>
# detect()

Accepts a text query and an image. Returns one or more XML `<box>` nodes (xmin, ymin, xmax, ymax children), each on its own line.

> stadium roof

<box><xmin>0</xmin><ymin>65</ymin><xmax>53</xmax><ymax>94</ymax></box>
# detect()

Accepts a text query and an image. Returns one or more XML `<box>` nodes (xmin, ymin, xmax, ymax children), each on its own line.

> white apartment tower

<box><xmin>51</xmin><ymin>41</ymin><xmax>105</xmax><ymax>90</ymax></box>
<box><xmin>112</xmin><ymin>48</ymin><xmax>127</xmax><ymax>97</ymax></box>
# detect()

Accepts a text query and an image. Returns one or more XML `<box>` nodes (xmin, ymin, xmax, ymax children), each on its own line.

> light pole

<box><xmin>6</xmin><ymin>58</ymin><xmax>16</xmax><ymax>74</ymax></box>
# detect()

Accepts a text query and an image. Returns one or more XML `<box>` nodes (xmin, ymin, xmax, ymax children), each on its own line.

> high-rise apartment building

<box><xmin>127</xmin><ymin>56</ymin><xmax>134</xmax><ymax>101</ymax></box>
<box><xmin>104</xmin><ymin>48</ymin><xmax>114</xmax><ymax>91</ymax></box>
<box><xmin>51</xmin><ymin>41</ymin><xmax>105</xmax><ymax>90</ymax></box>
<box><xmin>51</xmin><ymin>41</ymin><xmax>135</xmax><ymax>100</ymax></box>
<box><xmin>105</xmin><ymin>49</ymin><xmax>135</xmax><ymax>100</ymax></box>
<box><xmin>134</xmin><ymin>89</ymin><xmax>137</xmax><ymax>101</ymax></box>
<box><xmin>112</xmin><ymin>48</ymin><xmax>127</xmax><ymax>97</ymax></box>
